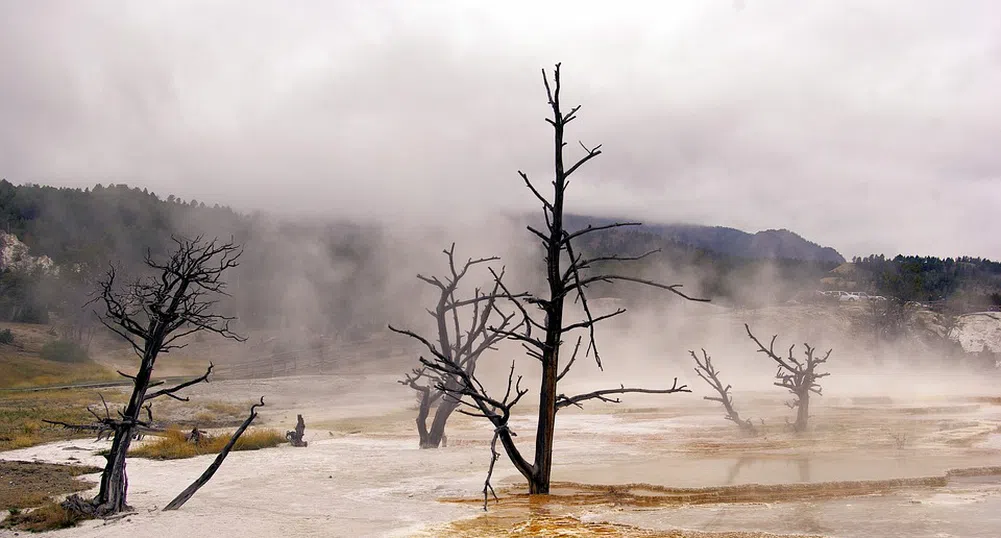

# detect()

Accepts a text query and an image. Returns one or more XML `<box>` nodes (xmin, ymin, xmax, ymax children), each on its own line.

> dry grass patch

<box><xmin>0</xmin><ymin>355</ymin><xmax>116</xmax><ymax>389</ymax></box>
<box><xmin>129</xmin><ymin>428</ymin><xmax>286</xmax><ymax>460</ymax></box>
<box><xmin>0</xmin><ymin>389</ymin><xmax>128</xmax><ymax>450</ymax></box>
<box><xmin>0</xmin><ymin>389</ymin><xmax>254</xmax><ymax>451</ymax></box>
<box><xmin>0</xmin><ymin>323</ymin><xmax>117</xmax><ymax>389</ymax></box>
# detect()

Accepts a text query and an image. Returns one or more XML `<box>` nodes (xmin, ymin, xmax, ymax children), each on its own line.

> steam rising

<box><xmin>2</xmin><ymin>1</ymin><xmax>1001</xmax><ymax>258</ymax></box>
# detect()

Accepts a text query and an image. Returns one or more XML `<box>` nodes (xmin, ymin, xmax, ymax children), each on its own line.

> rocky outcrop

<box><xmin>0</xmin><ymin>232</ymin><xmax>56</xmax><ymax>274</ymax></box>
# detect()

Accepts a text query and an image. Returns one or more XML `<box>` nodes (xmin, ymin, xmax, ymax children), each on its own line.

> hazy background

<box><xmin>2</xmin><ymin>1</ymin><xmax>1000</xmax><ymax>259</ymax></box>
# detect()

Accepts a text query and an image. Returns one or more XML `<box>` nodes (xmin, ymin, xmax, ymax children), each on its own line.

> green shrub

<box><xmin>39</xmin><ymin>340</ymin><xmax>90</xmax><ymax>364</ymax></box>
<box><xmin>0</xmin><ymin>329</ymin><xmax>13</xmax><ymax>345</ymax></box>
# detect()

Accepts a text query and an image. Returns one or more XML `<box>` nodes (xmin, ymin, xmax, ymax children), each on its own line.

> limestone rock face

<box><xmin>0</xmin><ymin>232</ymin><xmax>56</xmax><ymax>274</ymax></box>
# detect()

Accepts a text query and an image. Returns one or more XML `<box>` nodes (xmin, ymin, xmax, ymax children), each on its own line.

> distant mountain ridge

<box><xmin>563</xmin><ymin>215</ymin><xmax>846</xmax><ymax>264</ymax></box>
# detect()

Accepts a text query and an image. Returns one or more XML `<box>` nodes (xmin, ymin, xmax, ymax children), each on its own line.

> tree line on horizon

<box><xmin>0</xmin><ymin>179</ymin><xmax>999</xmax><ymax>334</ymax></box>
<box><xmin>850</xmin><ymin>254</ymin><xmax>1001</xmax><ymax>311</ymax></box>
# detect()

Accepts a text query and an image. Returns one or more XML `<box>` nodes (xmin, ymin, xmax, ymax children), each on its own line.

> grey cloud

<box><xmin>1</xmin><ymin>0</ymin><xmax>999</xmax><ymax>258</ymax></box>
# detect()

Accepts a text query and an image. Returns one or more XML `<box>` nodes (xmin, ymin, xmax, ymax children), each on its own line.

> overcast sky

<box><xmin>1</xmin><ymin>1</ymin><xmax>999</xmax><ymax>259</ymax></box>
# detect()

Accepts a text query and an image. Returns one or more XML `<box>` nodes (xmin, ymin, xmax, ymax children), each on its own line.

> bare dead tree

<box><xmin>393</xmin><ymin>244</ymin><xmax>512</xmax><ymax>449</ymax></box>
<box><xmin>164</xmin><ymin>397</ymin><xmax>265</xmax><ymax>511</ymax></box>
<box><xmin>745</xmin><ymin>323</ymin><xmax>831</xmax><ymax>433</ymax></box>
<box><xmin>55</xmin><ymin>236</ymin><xmax>245</xmax><ymax>517</ymax></box>
<box><xmin>690</xmin><ymin>349</ymin><xmax>756</xmax><ymax>434</ymax></box>
<box><xmin>392</xmin><ymin>63</ymin><xmax>703</xmax><ymax>499</ymax></box>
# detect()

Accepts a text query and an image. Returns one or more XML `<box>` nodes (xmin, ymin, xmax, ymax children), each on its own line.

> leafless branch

<box><xmin>691</xmin><ymin>349</ymin><xmax>756</xmax><ymax>433</ymax></box>
<box><xmin>567</xmin><ymin>274</ymin><xmax>709</xmax><ymax>302</ymax></box>
<box><xmin>555</xmin><ymin>378</ymin><xmax>690</xmax><ymax>411</ymax></box>
<box><xmin>143</xmin><ymin>363</ymin><xmax>213</xmax><ymax>402</ymax></box>
<box><xmin>562</xmin><ymin>221</ymin><xmax>641</xmax><ymax>244</ymax></box>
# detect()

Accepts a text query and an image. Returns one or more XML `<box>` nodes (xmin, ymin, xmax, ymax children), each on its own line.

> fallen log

<box><xmin>162</xmin><ymin>397</ymin><xmax>265</xmax><ymax>511</ymax></box>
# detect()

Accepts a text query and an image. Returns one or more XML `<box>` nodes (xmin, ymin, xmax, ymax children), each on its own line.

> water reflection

<box><xmin>724</xmin><ymin>455</ymin><xmax>813</xmax><ymax>485</ymax></box>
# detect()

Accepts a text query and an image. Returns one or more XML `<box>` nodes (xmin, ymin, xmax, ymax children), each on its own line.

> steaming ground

<box><xmin>3</xmin><ymin>368</ymin><xmax>1001</xmax><ymax>538</ymax></box>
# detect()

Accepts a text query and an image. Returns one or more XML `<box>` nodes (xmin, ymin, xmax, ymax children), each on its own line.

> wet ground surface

<box><xmin>2</xmin><ymin>373</ymin><xmax>1001</xmax><ymax>537</ymax></box>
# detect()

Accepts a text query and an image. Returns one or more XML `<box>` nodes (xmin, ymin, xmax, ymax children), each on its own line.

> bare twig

<box><xmin>555</xmin><ymin>379</ymin><xmax>690</xmax><ymax>411</ymax></box>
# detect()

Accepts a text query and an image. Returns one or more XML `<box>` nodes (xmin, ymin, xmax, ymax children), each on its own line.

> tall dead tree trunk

<box><xmin>392</xmin><ymin>63</ymin><xmax>705</xmax><ymax>499</ymax></box>
<box><xmin>55</xmin><ymin>236</ymin><xmax>245</xmax><ymax>517</ymax></box>
<box><xmin>745</xmin><ymin>324</ymin><xmax>831</xmax><ymax>433</ymax></box>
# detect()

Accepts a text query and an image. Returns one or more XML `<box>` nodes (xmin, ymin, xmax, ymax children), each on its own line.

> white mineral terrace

<box><xmin>3</xmin><ymin>373</ymin><xmax>1001</xmax><ymax>537</ymax></box>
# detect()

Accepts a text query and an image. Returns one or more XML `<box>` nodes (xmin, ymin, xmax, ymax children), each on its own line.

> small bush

<box><xmin>13</xmin><ymin>304</ymin><xmax>49</xmax><ymax>324</ymax></box>
<box><xmin>0</xmin><ymin>328</ymin><xmax>13</xmax><ymax>345</ymax></box>
<box><xmin>39</xmin><ymin>339</ymin><xmax>90</xmax><ymax>364</ymax></box>
<box><xmin>129</xmin><ymin>428</ymin><xmax>286</xmax><ymax>460</ymax></box>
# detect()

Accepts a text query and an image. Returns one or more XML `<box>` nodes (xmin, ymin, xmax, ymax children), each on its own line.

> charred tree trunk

<box><xmin>415</xmin><ymin>386</ymin><xmax>433</xmax><ymax>448</ymax></box>
<box><xmin>94</xmin><ymin>425</ymin><xmax>134</xmax><ymax>513</ymax></box>
<box><xmin>530</xmin><ymin>83</ymin><xmax>571</xmax><ymax>494</ymax></box>
<box><xmin>794</xmin><ymin>389</ymin><xmax>810</xmax><ymax>433</ymax></box>
<box><xmin>94</xmin><ymin>336</ymin><xmax>165</xmax><ymax>513</ymax></box>
<box><xmin>426</xmin><ymin>397</ymin><xmax>459</xmax><ymax>449</ymax></box>
<box><xmin>532</xmin><ymin>336</ymin><xmax>560</xmax><ymax>494</ymax></box>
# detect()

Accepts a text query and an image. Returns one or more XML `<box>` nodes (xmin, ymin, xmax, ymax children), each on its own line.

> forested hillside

<box><xmin>564</xmin><ymin>214</ymin><xmax>845</xmax><ymax>264</ymax></box>
<box><xmin>850</xmin><ymin>254</ymin><xmax>1001</xmax><ymax>311</ymax></box>
<box><xmin>566</xmin><ymin>222</ymin><xmax>841</xmax><ymax>306</ymax></box>
<box><xmin>0</xmin><ymin>180</ymin><xmax>394</xmax><ymax>341</ymax></box>
<box><xmin>1</xmin><ymin>180</ymin><xmax>999</xmax><ymax>343</ymax></box>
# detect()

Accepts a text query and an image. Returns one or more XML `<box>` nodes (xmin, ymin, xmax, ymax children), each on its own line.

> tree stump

<box><xmin>286</xmin><ymin>414</ymin><xmax>307</xmax><ymax>447</ymax></box>
<box><xmin>185</xmin><ymin>427</ymin><xmax>205</xmax><ymax>445</ymax></box>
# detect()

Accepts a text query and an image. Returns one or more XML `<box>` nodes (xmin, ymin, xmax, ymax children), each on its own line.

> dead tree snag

<box><xmin>55</xmin><ymin>236</ymin><xmax>245</xmax><ymax>517</ymax></box>
<box><xmin>745</xmin><ymin>324</ymin><xmax>831</xmax><ymax>433</ymax></box>
<box><xmin>393</xmin><ymin>244</ymin><xmax>513</xmax><ymax>449</ymax></box>
<box><xmin>392</xmin><ymin>63</ymin><xmax>704</xmax><ymax>500</ymax></box>
<box><xmin>690</xmin><ymin>349</ymin><xmax>756</xmax><ymax>434</ymax></box>
<box><xmin>164</xmin><ymin>397</ymin><xmax>265</xmax><ymax>511</ymax></box>
<box><xmin>286</xmin><ymin>414</ymin><xmax>307</xmax><ymax>447</ymax></box>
